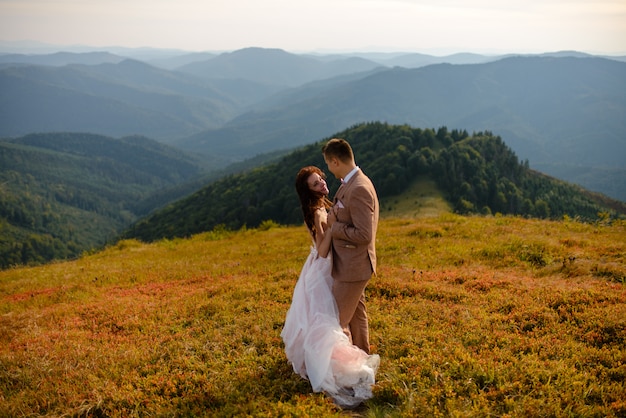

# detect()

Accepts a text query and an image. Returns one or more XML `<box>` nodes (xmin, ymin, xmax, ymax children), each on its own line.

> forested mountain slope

<box><xmin>123</xmin><ymin>123</ymin><xmax>625</xmax><ymax>243</ymax></box>
<box><xmin>0</xmin><ymin>133</ymin><xmax>211</xmax><ymax>268</ymax></box>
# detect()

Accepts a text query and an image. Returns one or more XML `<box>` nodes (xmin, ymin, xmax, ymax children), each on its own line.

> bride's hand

<box><xmin>327</xmin><ymin>208</ymin><xmax>336</xmax><ymax>228</ymax></box>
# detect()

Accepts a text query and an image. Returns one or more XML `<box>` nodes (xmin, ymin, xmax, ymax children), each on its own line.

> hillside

<box><xmin>1</xmin><ymin>215</ymin><xmax>624</xmax><ymax>416</ymax></box>
<box><xmin>0</xmin><ymin>133</ymin><xmax>211</xmax><ymax>268</ymax></box>
<box><xmin>123</xmin><ymin>123</ymin><xmax>626</xmax><ymax>243</ymax></box>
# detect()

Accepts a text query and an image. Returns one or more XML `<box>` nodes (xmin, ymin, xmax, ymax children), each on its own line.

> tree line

<box><xmin>123</xmin><ymin>122</ymin><xmax>625</xmax><ymax>243</ymax></box>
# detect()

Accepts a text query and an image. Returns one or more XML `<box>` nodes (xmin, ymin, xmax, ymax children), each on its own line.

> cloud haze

<box><xmin>1</xmin><ymin>0</ymin><xmax>625</xmax><ymax>54</ymax></box>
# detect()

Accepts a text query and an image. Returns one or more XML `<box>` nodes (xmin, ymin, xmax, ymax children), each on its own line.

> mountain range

<box><xmin>177</xmin><ymin>55</ymin><xmax>626</xmax><ymax>166</ymax></box>
<box><xmin>1</xmin><ymin>47</ymin><xmax>624</xmax><ymax>201</ymax></box>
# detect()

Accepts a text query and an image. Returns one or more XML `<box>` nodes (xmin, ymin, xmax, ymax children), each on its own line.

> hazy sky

<box><xmin>1</xmin><ymin>0</ymin><xmax>625</xmax><ymax>55</ymax></box>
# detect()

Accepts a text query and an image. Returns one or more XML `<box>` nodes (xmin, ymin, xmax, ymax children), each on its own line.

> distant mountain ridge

<box><xmin>177</xmin><ymin>47</ymin><xmax>383</xmax><ymax>87</ymax></box>
<box><xmin>0</xmin><ymin>51</ymin><xmax>124</xmax><ymax>67</ymax></box>
<box><xmin>2</xmin><ymin>43</ymin><xmax>624</xmax><ymax>68</ymax></box>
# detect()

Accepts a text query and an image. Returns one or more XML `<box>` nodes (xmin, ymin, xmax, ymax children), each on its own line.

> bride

<box><xmin>281</xmin><ymin>166</ymin><xmax>380</xmax><ymax>408</ymax></box>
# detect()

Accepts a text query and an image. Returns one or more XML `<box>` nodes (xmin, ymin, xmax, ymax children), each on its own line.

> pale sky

<box><xmin>1</xmin><ymin>0</ymin><xmax>625</xmax><ymax>55</ymax></box>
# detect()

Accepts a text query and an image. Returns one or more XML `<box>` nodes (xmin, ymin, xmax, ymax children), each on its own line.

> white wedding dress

<box><xmin>281</xmin><ymin>245</ymin><xmax>380</xmax><ymax>408</ymax></box>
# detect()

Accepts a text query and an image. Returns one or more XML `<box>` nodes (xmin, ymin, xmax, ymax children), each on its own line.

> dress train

<box><xmin>281</xmin><ymin>246</ymin><xmax>380</xmax><ymax>408</ymax></box>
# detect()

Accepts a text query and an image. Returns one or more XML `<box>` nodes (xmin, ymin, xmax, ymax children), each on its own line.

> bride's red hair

<box><xmin>295</xmin><ymin>166</ymin><xmax>332</xmax><ymax>238</ymax></box>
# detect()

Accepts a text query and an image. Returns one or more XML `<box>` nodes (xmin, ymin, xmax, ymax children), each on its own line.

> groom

<box><xmin>323</xmin><ymin>138</ymin><xmax>379</xmax><ymax>354</ymax></box>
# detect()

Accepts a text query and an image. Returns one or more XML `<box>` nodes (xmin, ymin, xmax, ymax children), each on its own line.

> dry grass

<box><xmin>380</xmin><ymin>178</ymin><xmax>451</xmax><ymax>218</ymax></box>
<box><xmin>1</xmin><ymin>215</ymin><xmax>625</xmax><ymax>417</ymax></box>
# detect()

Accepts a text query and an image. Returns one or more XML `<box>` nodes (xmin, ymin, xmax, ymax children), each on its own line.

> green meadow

<box><xmin>1</xmin><ymin>212</ymin><xmax>625</xmax><ymax>417</ymax></box>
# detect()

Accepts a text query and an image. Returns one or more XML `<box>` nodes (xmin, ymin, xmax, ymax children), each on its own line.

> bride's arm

<box><xmin>314</xmin><ymin>208</ymin><xmax>332</xmax><ymax>258</ymax></box>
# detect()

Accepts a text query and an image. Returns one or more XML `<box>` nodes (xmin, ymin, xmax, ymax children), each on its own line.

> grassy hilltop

<box><xmin>1</xmin><ymin>211</ymin><xmax>625</xmax><ymax>417</ymax></box>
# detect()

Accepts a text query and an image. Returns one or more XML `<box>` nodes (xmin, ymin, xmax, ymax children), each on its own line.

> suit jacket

<box><xmin>330</xmin><ymin>169</ymin><xmax>379</xmax><ymax>282</ymax></box>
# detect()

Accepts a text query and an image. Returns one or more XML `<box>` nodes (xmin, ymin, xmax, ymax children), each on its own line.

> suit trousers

<box><xmin>332</xmin><ymin>279</ymin><xmax>370</xmax><ymax>354</ymax></box>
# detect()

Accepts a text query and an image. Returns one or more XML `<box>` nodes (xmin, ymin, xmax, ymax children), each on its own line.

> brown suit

<box><xmin>330</xmin><ymin>168</ymin><xmax>379</xmax><ymax>353</ymax></box>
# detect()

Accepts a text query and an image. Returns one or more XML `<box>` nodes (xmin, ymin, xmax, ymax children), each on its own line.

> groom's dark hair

<box><xmin>322</xmin><ymin>138</ymin><xmax>354</xmax><ymax>164</ymax></box>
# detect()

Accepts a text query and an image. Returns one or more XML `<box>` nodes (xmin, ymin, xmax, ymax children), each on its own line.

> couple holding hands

<box><xmin>281</xmin><ymin>138</ymin><xmax>380</xmax><ymax>408</ymax></box>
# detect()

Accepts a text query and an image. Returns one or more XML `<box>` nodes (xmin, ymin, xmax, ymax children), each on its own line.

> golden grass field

<box><xmin>1</xmin><ymin>210</ymin><xmax>625</xmax><ymax>416</ymax></box>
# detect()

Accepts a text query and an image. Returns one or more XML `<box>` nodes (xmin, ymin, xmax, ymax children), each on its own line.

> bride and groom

<box><xmin>281</xmin><ymin>138</ymin><xmax>380</xmax><ymax>408</ymax></box>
